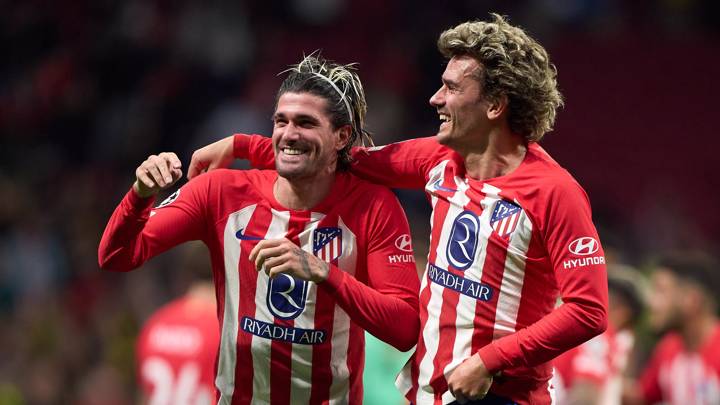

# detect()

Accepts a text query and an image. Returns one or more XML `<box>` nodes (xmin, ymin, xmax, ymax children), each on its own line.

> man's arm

<box><xmin>98</xmin><ymin>153</ymin><xmax>208</xmax><ymax>271</ymax></box>
<box><xmin>249</xmin><ymin>189</ymin><xmax>421</xmax><ymax>351</ymax></box>
<box><xmin>188</xmin><ymin>134</ymin><xmax>447</xmax><ymax>190</ymax></box>
<box><xmin>448</xmin><ymin>180</ymin><xmax>608</xmax><ymax>401</ymax></box>
<box><xmin>477</xmin><ymin>181</ymin><xmax>608</xmax><ymax>372</ymax></box>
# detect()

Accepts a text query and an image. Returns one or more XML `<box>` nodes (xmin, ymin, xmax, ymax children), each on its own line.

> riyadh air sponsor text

<box><xmin>428</xmin><ymin>263</ymin><xmax>493</xmax><ymax>301</ymax></box>
<box><xmin>241</xmin><ymin>317</ymin><xmax>326</xmax><ymax>344</ymax></box>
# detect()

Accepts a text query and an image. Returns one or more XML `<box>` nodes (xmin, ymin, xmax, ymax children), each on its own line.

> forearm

<box><xmin>98</xmin><ymin>189</ymin><xmax>156</xmax><ymax>271</ymax></box>
<box><xmin>478</xmin><ymin>299</ymin><xmax>607</xmax><ymax>373</ymax></box>
<box><xmin>320</xmin><ymin>265</ymin><xmax>419</xmax><ymax>351</ymax></box>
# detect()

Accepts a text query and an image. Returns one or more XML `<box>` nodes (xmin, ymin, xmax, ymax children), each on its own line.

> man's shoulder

<box><xmin>524</xmin><ymin>143</ymin><xmax>581</xmax><ymax>186</ymax></box>
<box><xmin>193</xmin><ymin>168</ymin><xmax>274</xmax><ymax>190</ymax></box>
<box><xmin>343</xmin><ymin>172</ymin><xmax>398</xmax><ymax>201</ymax></box>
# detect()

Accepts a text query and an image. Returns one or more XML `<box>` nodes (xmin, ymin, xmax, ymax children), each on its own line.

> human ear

<box><xmin>487</xmin><ymin>94</ymin><xmax>509</xmax><ymax>120</ymax></box>
<box><xmin>336</xmin><ymin>125</ymin><xmax>352</xmax><ymax>151</ymax></box>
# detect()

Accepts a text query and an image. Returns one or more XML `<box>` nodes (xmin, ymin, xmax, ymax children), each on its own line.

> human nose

<box><xmin>429</xmin><ymin>86</ymin><xmax>445</xmax><ymax>108</ymax></box>
<box><xmin>278</xmin><ymin>122</ymin><xmax>301</xmax><ymax>140</ymax></box>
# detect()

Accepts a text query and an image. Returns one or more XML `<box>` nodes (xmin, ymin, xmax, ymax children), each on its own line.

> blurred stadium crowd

<box><xmin>1</xmin><ymin>0</ymin><xmax>719</xmax><ymax>403</ymax></box>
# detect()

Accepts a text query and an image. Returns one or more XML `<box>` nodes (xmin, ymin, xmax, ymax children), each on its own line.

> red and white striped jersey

<box><xmin>99</xmin><ymin>169</ymin><xmax>420</xmax><ymax>405</ymax></box>
<box><xmin>137</xmin><ymin>293</ymin><xmax>220</xmax><ymax>405</ymax></box>
<box><xmin>640</xmin><ymin>324</ymin><xmax>720</xmax><ymax>405</ymax></box>
<box><xmin>234</xmin><ymin>134</ymin><xmax>608</xmax><ymax>405</ymax></box>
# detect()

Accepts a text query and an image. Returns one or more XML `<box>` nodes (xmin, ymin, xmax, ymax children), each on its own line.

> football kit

<box><xmin>234</xmin><ymin>134</ymin><xmax>608</xmax><ymax>405</ymax></box>
<box><xmin>99</xmin><ymin>169</ymin><xmax>420</xmax><ymax>404</ymax></box>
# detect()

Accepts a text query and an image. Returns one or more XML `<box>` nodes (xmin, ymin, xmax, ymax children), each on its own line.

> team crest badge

<box><xmin>490</xmin><ymin>200</ymin><xmax>522</xmax><ymax>239</ymax></box>
<box><xmin>313</xmin><ymin>227</ymin><xmax>342</xmax><ymax>262</ymax></box>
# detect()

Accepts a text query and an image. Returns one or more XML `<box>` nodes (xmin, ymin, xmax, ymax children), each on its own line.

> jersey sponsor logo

<box><xmin>394</xmin><ymin>234</ymin><xmax>413</xmax><ymax>252</ymax></box>
<box><xmin>563</xmin><ymin>256</ymin><xmax>606</xmax><ymax>269</ymax></box>
<box><xmin>447</xmin><ymin>210</ymin><xmax>480</xmax><ymax>271</ymax></box>
<box><xmin>431</xmin><ymin>178</ymin><xmax>458</xmax><ymax>193</ymax></box>
<box><xmin>156</xmin><ymin>190</ymin><xmax>180</xmax><ymax>208</ymax></box>
<box><xmin>568</xmin><ymin>237</ymin><xmax>600</xmax><ymax>256</ymax></box>
<box><xmin>267</xmin><ymin>273</ymin><xmax>309</xmax><ymax>319</ymax></box>
<box><xmin>389</xmin><ymin>254</ymin><xmax>415</xmax><ymax>264</ymax></box>
<box><xmin>428</xmin><ymin>262</ymin><xmax>493</xmax><ymax>301</ymax></box>
<box><xmin>490</xmin><ymin>200</ymin><xmax>522</xmax><ymax>238</ymax></box>
<box><xmin>235</xmin><ymin>228</ymin><xmax>263</xmax><ymax>241</ymax></box>
<box><xmin>241</xmin><ymin>316</ymin><xmax>326</xmax><ymax>344</ymax></box>
<box><xmin>313</xmin><ymin>227</ymin><xmax>342</xmax><ymax>262</ymax></box>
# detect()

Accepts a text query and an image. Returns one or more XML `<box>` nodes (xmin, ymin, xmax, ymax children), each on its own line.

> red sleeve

<box><xmin>98</xmin><ymin>177</ymin><xmax>210</xmax><ymax>271</ymax></box>
<box><xmin>318</xmin><ymin>188</ymin><xmax>420</xmax><ymax>351</ymax></box>
<box><xmin>478</xmin><ymin>180</ymin><xmax>608</xmax><ymax>372</ymax></box>
<box><xmin>233</xmin><ymin>133</ymin><xmax>275</xmax><ymax>169</ymax></box>
<box><xmin>347</xmin><ymin>137</ymin><xmax>446</xmax><ymax>189</ymax></box>
<box><xmin>232</xmin><ymin>133</ymin><xmax>450</xmax><ymax>190</ymax></box>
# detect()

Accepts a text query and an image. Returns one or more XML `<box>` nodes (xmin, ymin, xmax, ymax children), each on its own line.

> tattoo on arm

<box><xmin>297</xmin><ymin>248</ymin><xmax>311</xmax><ymax>278</ymax></box>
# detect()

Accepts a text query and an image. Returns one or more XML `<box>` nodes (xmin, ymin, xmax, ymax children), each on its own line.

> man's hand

<box><xmin>447</xmin><ymin>353</ymin><xmax>493</xmax><ymax>404</ymax></box>
<box><xmin>187</xmin><ymin>136</ymin><xmax>235</xmax><ymax>180</ymax></box>
<box><xmin>133</xmin><ymin>152</ymin><xmax>183</xmax><ymax>198</ymax></box>
<box><xmin>249</xmin><ymin>238</ymin><xmax>329</xmax><ymax>283</ymax></box>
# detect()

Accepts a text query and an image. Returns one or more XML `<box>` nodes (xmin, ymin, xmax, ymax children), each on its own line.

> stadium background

<box><xmin>1</xmin><ymin>1</ymin><xmax>718</xmax><ymax>403</ymax></box>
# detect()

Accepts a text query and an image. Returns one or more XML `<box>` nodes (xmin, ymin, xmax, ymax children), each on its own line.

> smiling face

<box><xmin>272</xmin><ymin>92</ymin><xmax>349</xmax><ymax>181</ymax></box>
<box><xmin>429</xmin><ymin>55</ymin><xmax>492</xmax><ymax>150</ymax></box>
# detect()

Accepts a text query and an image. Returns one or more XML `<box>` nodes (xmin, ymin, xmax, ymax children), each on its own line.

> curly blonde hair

<box><xmin>437</xmin><ymin>14</ymin><xmax>563</xmax><ymax>142</ymax></box>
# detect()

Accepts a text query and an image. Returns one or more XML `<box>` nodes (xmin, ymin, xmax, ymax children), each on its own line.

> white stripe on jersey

<box><xmin>217</xmin><ymin>204</ymin><xmax>257</xmax><ymax>404</ymax></box>
<box><xmin>288</xmin><ymin>212</ymin><xmax>325</xmax><ymax>404</ymax></box>
<box><xmin>440</xmin><ymin>184</ymin><xmax>499</xmax><ymax>404</ymax></box>
<box><xmin>249</xmin><ymin>208</ymin><xmax>291</xmax><ymax>404</ymax></box>
<box><xmin>328</xmin><ymin>217</ymin><xmax>357</xmax><ymax>404</ymax></box>
<box><xmin>416</xmin><ymin>162</ymin><xmax>469</xmax><ymax>404</ymax></box>
<box><xmin>493</xmin><ymin>205</ymin><xmax>532</xmax><ymax>339</ymax></box>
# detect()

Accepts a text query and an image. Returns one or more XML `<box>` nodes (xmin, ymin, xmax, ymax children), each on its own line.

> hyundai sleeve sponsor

<box><xmin>567</xmin><ymin>237</ymin><xmax>599</xmax><ymax>256</ymax></box>
<box><xmin>394</xmin><ymin>234</ymin><xmax>413</xmax><ymax>252</ymax></box>
<box><xmin>563</xmin><ymin>236</ymin><xmax>604</xmax><ymax>269</ymax></box>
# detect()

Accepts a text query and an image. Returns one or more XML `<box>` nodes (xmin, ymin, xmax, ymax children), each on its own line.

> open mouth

<box><xmin>281</xmin><ymin>147</ymin><xmax>305</xmax><ymax>155</ymax></box>
<box><xmin>438</xmin><ymin>113</ymin><xmax>451</xmax><ymax>128</ymax></box>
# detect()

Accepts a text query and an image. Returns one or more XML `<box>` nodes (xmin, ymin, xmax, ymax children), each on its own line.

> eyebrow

<box><xmin>442</xmin><ymin>76</ymin><xmax>460</xmax><ymax>87</ymax></box>
<box><xmin>272</xmin><ymin>112</ymin><xmax>321</xmax><ymax>123</ymax></box>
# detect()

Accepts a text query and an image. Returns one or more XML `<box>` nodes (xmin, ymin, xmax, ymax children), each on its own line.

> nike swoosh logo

<box><xmin>236</xmin><ymin>229</ymin><xmax>263</xmax><ymax>241</ymax></box>
<box><xmin>432</xmin><ymin>179</ymin><xmax>457</xmax><ymax>193</ymax></box>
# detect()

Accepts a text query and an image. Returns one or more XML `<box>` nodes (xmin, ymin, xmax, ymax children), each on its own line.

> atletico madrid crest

<box><xmin>490</xmin><ymin>200</ymin><xmax>522</xmax><ymax>239</ymax></box>
<box><xmin>313</xmin><ymin>227</ymin><xmax>343</xmax><ymax>262</ymax></box>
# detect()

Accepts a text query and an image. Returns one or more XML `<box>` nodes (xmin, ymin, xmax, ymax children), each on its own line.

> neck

<box><xmin>680</xmin><ymin>313</ymin><xmax>717</xmax><ymax>351</ymax></box>
<box><xmin>458</xmin><ymin>127</ymin><xmax>528</xmax><ymax>180</ymax></box>
<box><xmin>274</xmin><ymin>170</ymin><xmax>336</xmax><ymax>210</ymax></box>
